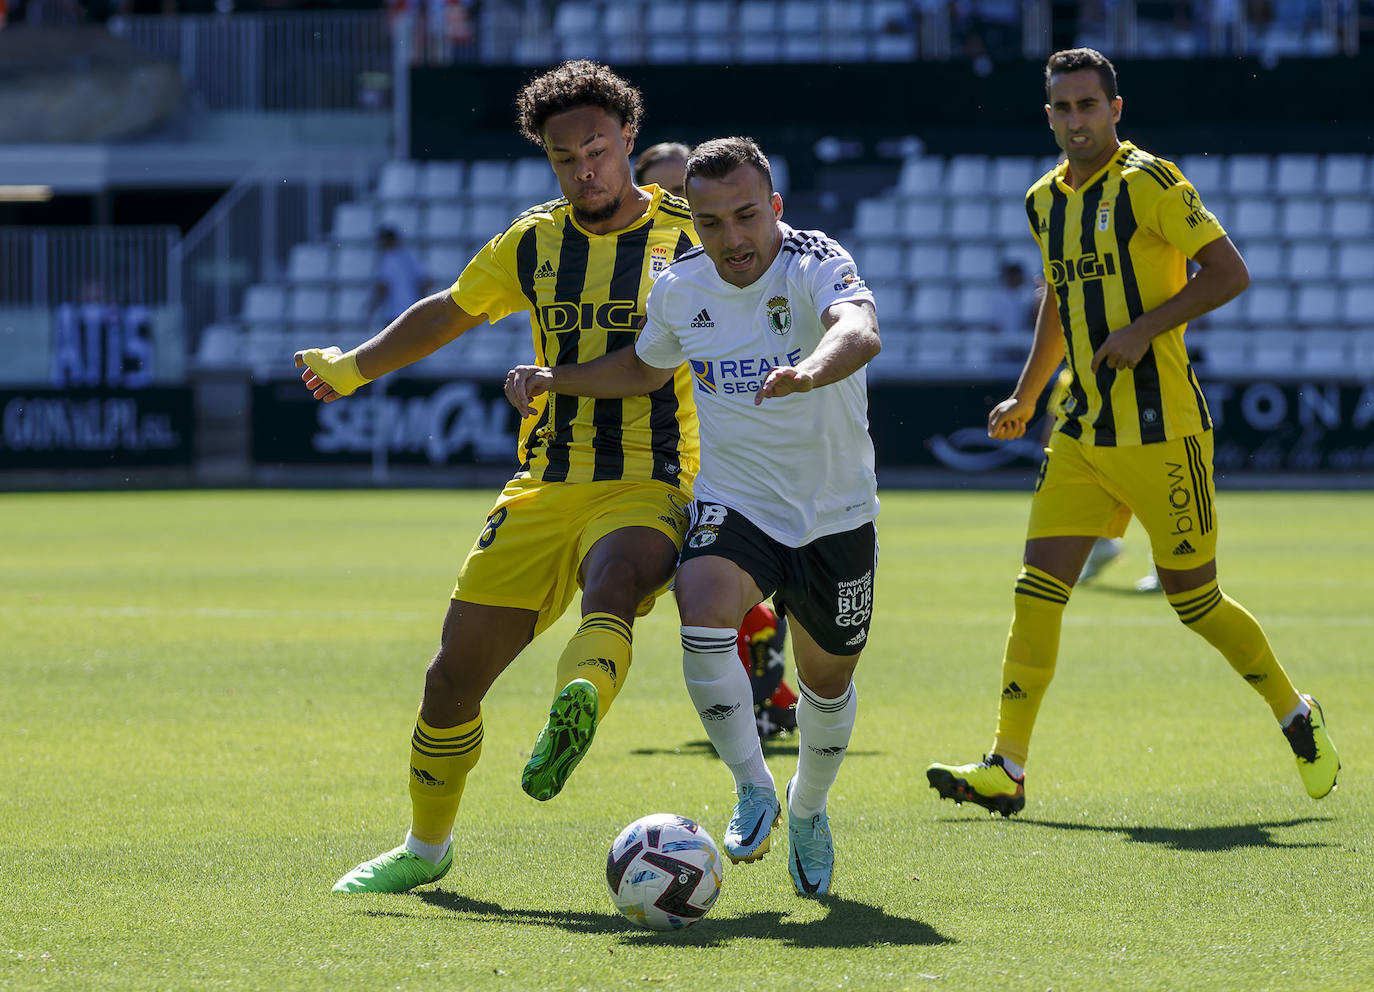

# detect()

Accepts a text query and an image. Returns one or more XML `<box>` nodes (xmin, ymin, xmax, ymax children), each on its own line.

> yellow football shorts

<box><xmin>453</xmin><ymin>477</ymin><xmax>692</xmax><ymax>637</ymax></box>
<box><xmin>1028</xmin><ymin>430</ymin><xmax>1218</xmax><ymax>568</ymax></box>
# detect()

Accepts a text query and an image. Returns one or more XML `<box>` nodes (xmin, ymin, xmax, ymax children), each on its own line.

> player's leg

<box><xmin>333</xmin><ymin>598</ymin><xmax>535</xmax><ymax>894</ymax></box>
<box><xmin>740</xmin><ymin>603</ymin><xmax>796</xmax><ymax>737</ymax></box>
<box><xmin>675</xmin><ymin>502</ymin><xmax>786</xmax><ymax>864</ymax></box>
<box><xmin>774</xmin><ymin>521</ymin><xmax>875</xmax><ymax>896</ymax></box>
<box><xmin>523</xmin><ymin>480</ymin><xmax>689</xmax><ymax>802</ymax></box>
<box><xmin>928</xmin><ymin>436</ymin><xmax>1125</xmax><ymax>815</ymax></box>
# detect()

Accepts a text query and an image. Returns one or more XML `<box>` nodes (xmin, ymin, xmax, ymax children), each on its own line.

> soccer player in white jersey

<box><xmin>507</xmin><ymin>137</ymin><xmax>881</xmax><ymax>896</ymax></box>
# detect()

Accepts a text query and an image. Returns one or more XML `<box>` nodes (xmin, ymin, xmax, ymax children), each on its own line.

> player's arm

<box><xmin>756</xmin><ymin>299</ymin><xmax>880</xmax><ymax>405</ymax></box>
<box><xmin>989</xmin><ymin>282</ymin><xmax>1067</xmax><ymax>441</ymax></box>
<box><xmin>505</xmin><ymin>346</ymin><xmax>677</xmax><ymax>417</ymax></box>
<box><xmin>1091</xmin><ymin>235</ymin><xmax>1249</xmax><ymax>373</ymax></box>
<box><xmin>294</xmin><ymin>291</ymin><xmax>485</xmax><ymax>402</ymax></box>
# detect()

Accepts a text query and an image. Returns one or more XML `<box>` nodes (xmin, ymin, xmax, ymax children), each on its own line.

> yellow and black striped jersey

<box><xmin>1026</xmin><ymin>141</ymin><xmax>1227</xmax><ymax>446</ymax></box>
<box><xmin>450</xmin><ymin>184</ymin><xmax>700</xmax><ymax>486</ymax></box>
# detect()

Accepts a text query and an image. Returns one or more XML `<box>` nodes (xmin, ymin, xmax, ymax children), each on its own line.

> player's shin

<box><xmin>408</xmin><ymin>711</ymin><xmax>484</xmax><ymax>853</ymax></box>
<box><xmin>554</xmin><ymin>612</ymin><xmax>633</xmax><ymax>716</ymax></box>
<box><xmin>1167</xmin><ymin>578</ymin><xmax>1300</xmax><ymax>719</ymax></box>
<box><xmin>789</xmin><ymin>681</ymin><xmax>857</xmax><ymax>818</ymax></box>
<box><xmin>682</xmin><ymin>626</ymin><xmax>773</xmax><ymax>790</ymax></box>
<box><xmin>991</xmin><ymin>565</ymin><xmax>1071</xmax><ymax>769</ymax></box>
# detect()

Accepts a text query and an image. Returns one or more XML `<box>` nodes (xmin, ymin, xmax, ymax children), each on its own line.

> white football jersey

<box><xmin>637</xmin><ymin>223</ymin><xmax>878</xmax><ymax>547</ymax></box>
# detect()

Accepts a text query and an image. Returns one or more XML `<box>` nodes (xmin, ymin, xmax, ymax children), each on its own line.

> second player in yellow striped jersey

<box><xmin>1026</xmin><ymin>141</ymin><xmax>1225</xmax><ymax>446</ymax></box>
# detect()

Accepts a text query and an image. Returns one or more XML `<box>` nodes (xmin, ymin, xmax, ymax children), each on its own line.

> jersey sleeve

<box><xmin>449</xmin><ymin>232</ymin><xmax>526</xmax><ymax>323</ymax></box>
<box><xmin>1152</xmin><ymin>180</ymin><xmax>1228</xmax><ymax>259</ymax></box>
<box><xmin>807</xmin><ymin>248</ymin><xmax>877</xmax><ymax>317</ymax></box>
<box><xmin>634</xmin><ymin>276</ymin><xmax>686</xmax><ymax>371</ymax></box>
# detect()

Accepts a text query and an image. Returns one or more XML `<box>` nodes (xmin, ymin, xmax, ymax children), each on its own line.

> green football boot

<box><xmin>926</xmin><ymin>754</ymin><xmax>1026</xmax><ymax>817</ymax></box>
<box><xmin>521</xmin><ymin>679</ymin><xmax>600</xmax><ymax>802</ymax></box>
<box><xmin>1283</xmin><ymin>694</ymin><xmax>1339</xmax><ymax>799</ymax></box>
<box><xmin>331</xmin><ymin>842</ymin><xmax>452</xmax><ymax>894</ymax></box>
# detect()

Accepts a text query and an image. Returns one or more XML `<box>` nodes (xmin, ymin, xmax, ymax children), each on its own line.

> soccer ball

<box><xmin>605</xmin><ymin>813</ymin><xmax>722</xmax><ymax>931</ymax></box>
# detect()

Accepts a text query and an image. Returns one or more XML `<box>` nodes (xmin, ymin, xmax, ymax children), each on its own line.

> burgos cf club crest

<box><xmin>765</xmin><ymin>295</ymin><xmax>791</xmax><ymax>335</ymax></box>
<box><xmin>690</xmin><ymin>360</ymin><xmax>717</xmax><ymax>394</ymax></box>
<box><xmin>650</xmin><ymin>244</ymin><xmax>671</xmax><ymax>277</ymax></box>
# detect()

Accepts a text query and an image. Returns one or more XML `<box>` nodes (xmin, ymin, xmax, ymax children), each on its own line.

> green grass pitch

<box><xmin>2</xmin><ymin>489</ymin><xmax>1370</xmax><ymax>991</ymax></box>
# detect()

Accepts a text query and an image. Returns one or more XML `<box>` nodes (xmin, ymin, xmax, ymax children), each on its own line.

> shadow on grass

<box><xmin>1005</xmin><ymin>815</ymin><xmax>1334</xmax><ymax>852</ymax></box>
<box><xmin>403</xmin><ymin>891</ymin><xmax>951</xmax><ymax>947</ymax></box>
<box><xmin>631</xmin><ymin>739</ymin><xmax>881</xmax><ymax>759</ymax></box>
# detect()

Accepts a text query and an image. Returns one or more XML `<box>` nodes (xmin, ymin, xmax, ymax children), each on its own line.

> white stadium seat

<box><xmin>907</xmin><ymin>242</ymin><xmax>951</xmax><ymax>280</ymax></box>
<box><xmin>1241</xmin><ymin>285</ymin><xmax>1292</xmax><ymax>325</ymax></box>
<box><xmin>332</xmin><ymin>202</ymin><xmax>376</xmax><ymax>242</ymax></box>
<box><xmin>990</xmin><ymin>157</ymin><xmax>1037</xmax><ymax>195</ymax></box>
<box><xmin>377</xmin><ymin>161</ymin><xmax>421</xmax><ymax>201</ymax></box>
<box><xmin>335</xmin><ymin>246</ymin><xmax>376</xmax><ymax>282</ymax></box>
<box><xmin>1299</xmin><ymin>330</ymin><xmax>1352</xmax><ymax>371</ymax></box>
<box><xmin>1240</xmin><ymin>241</ymin><xmax>1284</xmax><ymax>282</ymax></box>
<box><xmin>1294</xmin><ymin>283</ymin><xmax>1341</xmax><ymax>324</ymax></box>
<box><xmin>897</xmin><ymin>157</ymin><xmax>945</xmax><ymax>197</ymax></box>
<box><xmin>1320</xmin><ymin>154</ymin><xmax>1367</xmax><ymax>195</ymax></box>
<box><xmin>468</xmin><ymin>160</ymin><xmax>512</xmax><ymax>199</ymax></box>
<box><xmin>946</xmin><ymin>155</ymin><xmax>991</xmax><ymax>197</ymax></box>
<box><xmin>1283</xmin><ymin>241</ymin><xmax>1331</xmax><ymax>282</ymax></box>
<box><xmin>1279</xmin><ymin>198</ymin><xmax>1326</xmax><ymax>239</ymax></box>
<box><xmin>378</xmin><ymin>203</ymin><xmax>420</xmax><ymax>238</ymax></box>
<box><xmin>900</xmin><ymin>199</ymin><xmax>946</xmax><ymax>237</ymax></box>
<box><xmin>512</xmin><ymin>159</ymin><xmax>559</xmax><ymax>201</ymax></box>
<box><xmin>1341</xmin><ymin>284</ymin><xmax>1374</xmax><ymax>323</ymax></box>
<box><xmin>420</xmin><ymin>162</ymin><xmax>465</xmax><ymax>200</ymax></box>
<box><xmin>1252</xmin><ymin>329</ymin><xmax>1300</xmax><ymax>370</ymax></box>
<box><xmin>285</xmin><ymin>243</ymin><xmax>333</xmax><ymax>284</ymax></box>
<box><xmin>421</xmin><ymin>203</ymin><xmax>468</xmax><ymax>242</ymax></box>
<box><xmin>948</xmin><ymin>202</ymin><xmax>993</xmax><ymax>237</ymax></box>
<box><xmin>1229</xmin><ymin>198</ymin><xmax>1278</xmax><ymax>239</ymax></box>
<box><xmin>856</xmin><ymin>242</ymin><xmax>905</xmax><ymax>282</ymax></box>
<box><xmin>242</xmin><ymin>285</ymin><xmax>286</xmax><ymax>322</ymax></box>
<box><xmin>911</xmin><ymin>285</ymin><xmax>956</xmax><ymax>324</ymax></box>
<box><xmin>1329</xmin><ymin>198</ymin><xmax>1373</xmax><ymax>240</ymax></box>
<box><xmin>329</xmin><ymin>285</ymin><xmax>372</xmax><ymax>322</ymax></box>
<box><xmin>1198</xmin><ymin>330</ymin><xmax>1249</xmax><ymax>370</ymax></box>
<box><xmin>552</xmin><ymin>1</ymin><xmax>599</xmax><ymax>34</ymax></box>
<box><xmin>1224</xmin><ymin>154</ymin><xmax>1272</xmax><ymax>194</ymax></box>
<box><xmin>737</xmin><ymin>0</ymin><xmax>778</xmax><ymax>30</ymax></box>
<box><xmin>1179</xmin><ymin>154</ymin><xmax>1223</xmax><ymax>193</ymax></box>
<box><xmin>1274</xmin><ymin>154</ymin><xmax>1320</xmax><ymax>195</ymax></box>
<box><xmin>854</xmin><ymin>199</ymin><xmax>902</xmax><ymax>239</ymax></box>
<box><xmin>1336</xmin><ymin>243</ymin><xmax>1374</xmax><ymax>281</ymax></box>
<box><xmin>952</xmin><ymin>244</ymin><xmax>999</xmax><ymax>281</ymax></box>
<box><xmin>287</xmin><ymin>286</ymin><xmax>331</xmax><ymax>324</ymax></box>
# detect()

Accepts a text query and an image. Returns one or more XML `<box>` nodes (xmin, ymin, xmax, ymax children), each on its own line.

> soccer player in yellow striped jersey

<box><xmin>295</xmin><ymin>61</ymin><xmax>705</xmax><ymax>895</ymax></box>
<box><xmin>926</xmin><ymin>47</ymin><xmax>1338</xmax><ymax>817</ymax></box>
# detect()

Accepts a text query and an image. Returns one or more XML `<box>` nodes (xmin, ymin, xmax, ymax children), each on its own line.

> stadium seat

<box><xmin>1329</xmin><ymin>198</ymin><xmax>1374</xmax><ymax>240</ymax></box>
<box><xmin>952</xmin><ymin>244</ymin><xmax>999</xmax><ymax>281</ymax></box>
<box><xmin>1284</xmin><ymin>241</ymin><xmax>1331</xmax><ymax>282</ymax></box>
<box><xmin>911</xmin><ymin>285</ymin><xmax>956</xmax><ymax>324</ymax></box>
<box><xmin>1320</xmin><ymin>154</ymin><xmax>1367</xmax><ymax>195</ymax></box>
<box><xmin>1179</xmin><ymin>154</ymin><xmax>1223</xmax><ymax>193</ymax></box>
<box><xmin>1279</xmin><ymin>198</ymin><xmax>1326</xmax><ymax>240</ymax></box>
<box><xmin>286</xmin><ymin>244</ymin><xmax>334</xmax><ymax>284</ymax></box>
<box><xmin>690</xmin><ymin>0</ymin><xmax>732</xmax><ymax>30</ymax></box>
<box><xmin>856</xmin><ymin>242</ymin><xmax>905</xmax><ymax>282</ymax></box>
<box><xmin>552</xmin><ymin>1</ymin><xmax>599</xmax><ymax>34</ymax></box>
<box><xmin>1341</xmin><ymin>285</ymin><xmax>1374</xmax><ymax>323</ymax></box>
<box><xmin>897</xmin><ymin>157</ymin><xmax>945</xmax><ymax>197</ymax></box>
<box><xmin>426</xmin><ymin>245</ymin><xmax>470</xmax><ymax>281</ymax></box>
<box><xmin>421</xmin><ymin>203</ymin><xmax>468</xmax><ymax>243</ymax></box>
<box><xmin>1229</xmin><ymin>198</ymin><xmax>1278</xmax><ymax>239</ymax></box>
<box><xmin>647</xmin><ymin>35</ymin><xmax>691</xmax><ymax>62</ymax></box>
<box><xmin>1336</xmin><ymin>243</ymin><xmax>1374</xmax><ymax>282</ymax></box>
<box><xmin>378</xmin><ymin>203</ymin><xmax>420</xmax><ymax>239</ymax></box>
<box><xmin>1199</xmin><ymin>330</ymin><xmax>1250</xmax><ymax>370</ymax></box>
<box><xmin>900</xmin><ymin>199</ymin><xmax>946</xmax><ymax>238</ymax></box>
<box><xmin>854</xmin><ymin>199</ymin><xmax>902</xmax><ymax>239</ymax></box>
<box><xmin>954</xmin><ymin>283</ymin><xmax>997</xmax><ymax>326</ymax></box>
<box><xmin>993</xmin><ymin>201</ymin><xmax>1030</xmax><ymax>240</ymax></box>
<box><xmin>1225</xmin><ymin>154</ymin><xmax>1272</xmax><ymax>194</ymax></box>
<box><xmin>1294</xmin><ymin>283</ymin><xmax>1341</xmax><ymax>324</ymax></box>
<box><xmin>196</xmin><ymin>323</ymin><xmax>243</xmax><ymax>367</ymax></box>
<box><xmin>603</xmin><ymin>0</ymin><xmax>642</xmax><ymax>36</ymax></box>
<box><xmin>867</xmin><ymin>0</ymin><xmax>910</xmax><ymax>31</ymax></box>
<box><xmin>287</xmin><ymin>286</ymin><xmax>331</xmax><ymax>324</ymax></box>
<box><xmin>1240</xmin><ymin>241</ymin><xmax>1284</xmax><ymax>282</ymax></box>
<box><xmin>1274</xmin><ymin>153</ymin><xmax>1320</xmax><ymax>195</ymax></box>
<box><xmin>468</xmin><ymin>161</ymin><xmax>512</xmax><ymax>199</ymax></box>
<box><xmin>470</xmin><ymin>202</ymin><xmax>515</xmax><ymax>236</ymax></box>
<box><xmin>1298</xmin><ymin>330</ymin><xmax>1352</xmax><ymax>371</ymax></box>
<box><xmin>907</xmin><ymin>242</ymin><xmax>951</xmax><ymax>280</ymax></box>
<box><xmin>824</xmin><ymin>35</ymin><xmax>869</xmax><ymax>60</ymax></box>
<box><xmin>377</xmin><ymin>161</ymin><xmax>421</xmax><ymax>201</ymax></box>
<box><xmin>1252</xmin><ymin>329</ymin><xmax>1300</xmax><ymax>370</ymax></box>
<box><xmin>329</xmin><ymin>285</ymin><xmax>372</xmax><ymax>322</ymax></box>
<box><xmin>336</xmin><ymin>246</ymin><xmax>376</xmax><ymax>283</ymax></box>
<box><xmin>245</xmin><ymin>326</ymin><xmax>288</xmax><ymax>376</ymax></box>
<box><xmin>332</xmin><ymin>202</ymin><xmax>376</xmax><ymax>243</ymax></box>
<box><xmin>242</xmin><ymin>285</ymin><xmax>287</xmax><ymax>322</ymax></box>
<box><xmin>1201</xmin><ymin>292</ymin><xmax>1246</xmax><ymax>328</ymax></box>
<box><xmin>1353</xmin><ymin>330</ymin><xmax>1374</xmax><ymax>375</ymax></box>
<box><xmin>768</xmin><ymin>155</ymin><xmax>790</xmax><ymax>196</ymax></box>
<box><xmin>948</xmin><ymin>202</ymin><xmax>993</xmax><ymax>236</ymax></box>
<box><xmin>873</xmin><ymin>33</ymin><xmax>916</xmax><ymax>59</ymax></box>
<box><xmin>946</xmin><ymin>155</ymin><xmax>991</xmax><ymax>197</ymax></box>
<box><xmin>1241</xmin><ymin>285</ymin><xmax>1292</xmax><ymax>325</ymax></box>
<box><xmin>781</xmin><ymin>0</ymin><xmax>820</xmax><ymax>31</ymax></box>
<box><xmin>990</xmin><ymin>157</ymin><xmax>1037</xmax><ymax>196</ymax></box>
<box><xmin>512</xmin><ymin>159</ymin><xmax>559</xmax><ymax>201</ymax></box>
<box><xmin>420</xmin><ymin>162</ymin><xmax>465</xmax><ymax>200</ymax></box>
<box><xmin>783</xmin><ymin>36</ymin><xmax>825</xmax><ymax>60</ymax></box>
<box><xmin>911</xmin><ymin>330</ymin><xmax>962</xmax><ymax>368</ymax></box>
<box><xmin>559</xmin><ymin>35</ymin><xmax>603</xmax><ymax>60</ymax></box>
<box><xmin>737</xmin><ymin>0</ymin><xmax>779</xmax><ymax>31</ymax></box>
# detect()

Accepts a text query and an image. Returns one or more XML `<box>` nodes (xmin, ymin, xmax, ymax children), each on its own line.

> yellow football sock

<box><xmin>992</xmin><ymin>565</ymin><xmax>1072</xmax><ymax>768</ymax></box>
<box><xmin>1167</xmin><ymin>579</ymin><xmax>1300</xmax><ymax>720</ymax></box>
<box><xmin>408</xmin><ymin>711</ymin><xmax>483</xmax><ymax>846</ymax></box>
<box><xmin>553</xmin><ymin>612</ymin><xmax>633</xmax><ymax>717</ymax></box>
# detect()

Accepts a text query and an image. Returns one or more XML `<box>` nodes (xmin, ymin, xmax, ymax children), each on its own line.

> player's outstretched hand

<box><xmin>505</xmin><ymin>364</ymin><xmax>554</xmax><ymax>417</ymax></box>
<box><xmin>294</xmin><ymin>346</ymin><xmax>370</xmax><ymax>403</ymax></box>
<box><xmin>755</xmin><ymin>366</ymin><xmax>813</xmax><ymax>405</ymax></box>
<box><xmin>987</xmin><ymin>395</ymin><xmax>1035</xmax><ymax>440</ymax></box>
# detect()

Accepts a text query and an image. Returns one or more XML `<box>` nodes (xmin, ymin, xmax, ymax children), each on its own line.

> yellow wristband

<box><xmin>300</xmin><ymin>347</ymin><xmax>373</xmax><ymax>396</ymax></box>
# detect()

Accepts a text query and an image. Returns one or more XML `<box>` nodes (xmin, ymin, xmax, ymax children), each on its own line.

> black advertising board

<box><xmin>0</xmin><ymin>387</ymin><xmax>193</xmax><ymax>469</ymax></box>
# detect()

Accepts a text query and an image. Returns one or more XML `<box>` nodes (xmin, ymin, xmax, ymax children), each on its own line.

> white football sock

<box><xmin>681</xmin><ymin>625</ymin><xmax>773</xmax><ymax>792</ymax></box>
<box><xmin>789</xmin><ymin>681</ymin><xmax>857</xmax><ymax>818</ymax></box>
<box><xmin>405</xmin><ymin>830</ymin><xmax>451</xmax><ymax>864</ymax></box>
<box><xmin>997</xmin><ymin>755</ymin><xmax>1025</xmax><ymax>779</ymax></box>
<box><xmin>1280</xmin><ymin>697</ymin><xmax>1312</xmax><ymax>727</ymax></box>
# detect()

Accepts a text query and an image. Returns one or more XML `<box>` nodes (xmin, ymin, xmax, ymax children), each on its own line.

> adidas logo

<box><xmin>1244</xmin><ymin>673</ymin><xmax>1267</xmax><ymax>683</ymax></box>
<box><xmin>699</xmin><ymin>702</ymin><xmax>739</xmax><ymax>721</ymax></box>
<box><xmin>690</xmin><ymin>308</ymin><xmax>715</xmax><ymax>328</ymax></box>
<box><xmin>534</xmin><ymin>259</ymin><xmax>555</xmax><ymax>279</ymax></box>
<box><xmin>1172</xmin><ymin>538</ymin><xmax>1196</xmax><ymax>555</ymax></box>
<box><xmin>410</xmin><ymin>767</ymin><xmax>444</xmax><ymax>786</ymax></box>
<box><xmin>845</xmin><ymin>630</ymin><xmax>867</xmax><ymax>646</ymax></box>
<box><xmin>1002</xmin><ymin>681</ymin><xmax>1026</xmax><ymax>700</ymax></box>
<box><xmin>577</xmin><ymin>657</ymin><xmax>617</xmax><ymax>681</ymax></box>
<box><xmin>808</xmin><ymin>745</ymin><xmax>847</xmax><ymax>757</ymax></box>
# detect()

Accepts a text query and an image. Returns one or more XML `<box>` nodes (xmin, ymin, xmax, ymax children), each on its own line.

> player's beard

<box><xmin>573</xmin><ymin>194</ymin><xmax>623</xmax><ymax>226</ymax></box>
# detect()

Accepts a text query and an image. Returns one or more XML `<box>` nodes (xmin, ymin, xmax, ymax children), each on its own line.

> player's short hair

<box><xmin>1044</xmin><ymin>47</ymin><xmax>1118</xmax><ymax>101</ymax></box>
<box><xmin>685</xmin><ymin>136</ymin><xmax>773</xmax><ymax>190</ymax></box>
<box><xmin>634</xmin><ymin>142</ymin><xmax>690</xmax><ymax>185</ymax></box>
<box><xmin>516</xmin><ymin>60</ymin><xmax>644</xmax><ymax>148</ymax></box>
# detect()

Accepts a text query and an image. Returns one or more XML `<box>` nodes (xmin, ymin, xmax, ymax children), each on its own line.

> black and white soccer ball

<box><xmin>605</xmin><ymin>813</ymin><xmax>722</xmax><ymax>931</ymax></box>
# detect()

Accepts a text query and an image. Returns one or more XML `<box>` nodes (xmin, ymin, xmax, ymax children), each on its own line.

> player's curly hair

<box><xmin>516</xmin><ymin>60</ymin><xmax>644</xmax><ymax>148</ymax></box>
<box><xmin>685</xmin><ymin>136</ymin><xmax>773</xmax><ymax>190</ymax></box>
<box><xmin>1044</xmin><ymin>47</ymin><xmax>1118</xmax><ymax>101</ymax></box>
